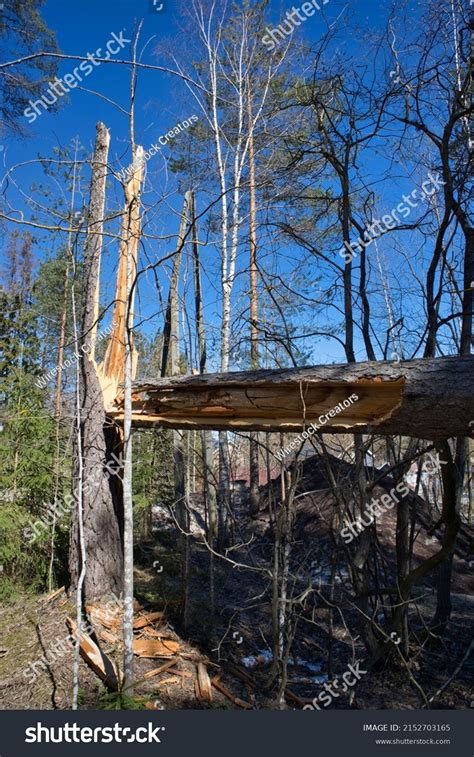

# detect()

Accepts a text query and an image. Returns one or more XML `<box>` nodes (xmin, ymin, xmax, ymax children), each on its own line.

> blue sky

<box><xmin>32</xmin><ymin>0</ymin><xmax>190</xmax><ymax>163</ymax></box>
<box><xmin>26</xmin><ymin>0</ymin><xmax>406</xmax><ymax>154</ymax></box>
<box><xmin>2</xmin><ymin>0</ymin><xmax>446</xmax><ymax>371</ymax></box>
<box><xmin>3</xmin><ymin>0</ymin><xmax>409</xmax><ymax>209</ymax></box>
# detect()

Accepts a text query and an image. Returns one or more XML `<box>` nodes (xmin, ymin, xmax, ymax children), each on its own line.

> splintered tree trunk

<box><xmin>98</xmin><ymin>132</ymin><xmax>145</xmax><ymax>686</ymax></box>
<box><xmin>69</xmin><ymin>122</ymin><xmax>124</xmax><ymax>601</ymax></box>
<box><xmin>127</xmin><ymin>356</ymin><xmax>474</xmax><ymax>438</ymax></box>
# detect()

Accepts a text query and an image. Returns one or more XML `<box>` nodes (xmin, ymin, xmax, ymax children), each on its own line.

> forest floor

<box><xmin>1</xmin><ymin>507</ymin><xmax>472</xmax><ymax>711</ymax></box>
<box><xmin>0</xmin><ymin>584</ymin><xmax>232</xmax><ymax>710</ymax></box>
<box><xmin>1</xmin><ymin>457</ymin><xmax>473</xmax><ymax>710</ymax></box>
<box><xmin>145</xmin><ymin>516</ymin><xmax>474</xmax><ymax>711</ymax></box>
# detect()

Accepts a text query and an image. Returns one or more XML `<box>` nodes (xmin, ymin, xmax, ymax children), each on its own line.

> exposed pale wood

<box><xmin>143</xmin><ymin>661</ymin><xmax>177</xmax><ymax>679</ymax></box>
<box><xmin>132</xmin><ymin>611</ymin><xmax>164</xmax><ymax>630</ymax></box>
<box><xmin>97</xmin><ymin>145</ymin><xmax>144</xmax><ymax>408</ymax></box>
<box><xmin>133</xmin><ymin>638</ymin><xmax>180</xmax><ymax>658</ymax></box>
<box><xmin>160</xmin><ymin>675</ymin><xmax>180</xmax><ymax>686</ymax></box>
<box><xmin>195</xmin><ymin>663</ymin><xmax>212</xmax><ymax>702</ymax></box>
<box><xmin>85</xmin><ymin>604</ymin><xmax>122</xmax><ymax>631</ymax></box>
<box><xmin>139</xmin><ymin>626</ymin><xmax>165</xmax><ymax>638</ymax></box>
<box><xmin>168</xmin><ymin>669</ymin><xmax>192</xmax><ymax>679</ymax></box>
<box><xmin>98</xmin><ymin>629</ymin><xmax>120</xmax><ymax>645</ymax></box>
<box><xmin>108</xmin><ymin>356</ymin><xmax>473</xmax><ymax>439</ymax></box>
<box><xmin>66</xmin><ymin>617</ymin><xmax>121</xmax><ymax>690</ymax></box>
<box><xmin>45</xmin><ymin>586</ymin><xmax>65</xmax><ymax>603</ymax></box>
<box><xmin>195</xmin><ymin>662</ymin><xmax>212</xmax><ymax>703</ymax></box>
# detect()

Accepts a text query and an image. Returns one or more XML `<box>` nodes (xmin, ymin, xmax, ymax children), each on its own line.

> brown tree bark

<box><xmin>69</xmin><ymin>122</ymin><xmax>124</xmax><ymax>601</ymax></box>
<box><xmin>126</xmin><ymin>356</ymin><xmax>474</xmax><ymax>438</ymax></box>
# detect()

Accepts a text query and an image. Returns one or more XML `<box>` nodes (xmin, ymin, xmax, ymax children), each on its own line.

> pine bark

<box><xmin>129</xmin><ymin>356</ymin><xmax>474</xmax><ymax>439</ymax></box>
<box><xmin>69</xmin><ymin>122</ymin><xmax>124</xmax><ymax>601</ymax></box>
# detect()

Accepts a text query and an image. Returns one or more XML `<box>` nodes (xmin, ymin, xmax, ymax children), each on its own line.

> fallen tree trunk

<box><xmin>110</xmin><ymin>356</ymin><xmax>474</xmax><ymax>439</ymax></box>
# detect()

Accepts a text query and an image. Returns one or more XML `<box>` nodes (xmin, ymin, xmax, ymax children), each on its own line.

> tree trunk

<box><xmin>395</xmin><ymin>485</ymin><xmax>410</xmax><ymax>656</ymax></box>
<box><xmin>431</xmin><ymin>436</ymin><xmax>465</xmax><ymax>632</ymax></box>
<box><xmin>460</xmin><ymin>227</ymin><xmax>473</xmax><ymax>357</ymax></box>
<box><xmin>121</xmin><ymin>142</ymin><xmax>146</xmax><ymax>687</ymax></box>
<box><xmin>161</xmin><ymin>192</ymin><xmax>191</xmax><ymax>528</ymax></box>
<box><xmin>190</xmin><ymin>191</ymin><xmax>217</xmax><ymax>618</ymax></box>
<box><xmin>69</xmin><ymin>122</ymin><xmax>124</xmax><ymax>601</ymax></box>
<box><xmin>127</xmin><ymin>356</ymin><xmax>474</xmax><ymax>438</ymax></box>
<box><xmin>247</xmin><ymin>83</ymin><xmax>260</xmax><ymax>517</ymax></box>
<box><xmin>161</xmin><ymin>192</ymin><xmax>191</xmax><ymax>623</ymax></box>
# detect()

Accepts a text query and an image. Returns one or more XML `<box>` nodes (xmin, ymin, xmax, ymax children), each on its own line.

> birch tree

<box><xmin>170</xmin><ymin>0</ymin><xmax>288</xmax><ymax>544</ymax></box>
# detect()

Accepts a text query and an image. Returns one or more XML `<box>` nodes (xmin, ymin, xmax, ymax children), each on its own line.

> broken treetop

<box><xmin>107</xmin><ymin>356</ymin><xmax>474</xmax><ymax>440</ymax></box>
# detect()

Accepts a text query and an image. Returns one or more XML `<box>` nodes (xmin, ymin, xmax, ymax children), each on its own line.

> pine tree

<box><xmin>1</xmin><ymin>0</ymin><xmax>60</xmax><ymax>135</ymax></box>
<box><xmin>0</xmin><ymin>231</ymin><xmax>56</xmax><ymax>597</ymax></box>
